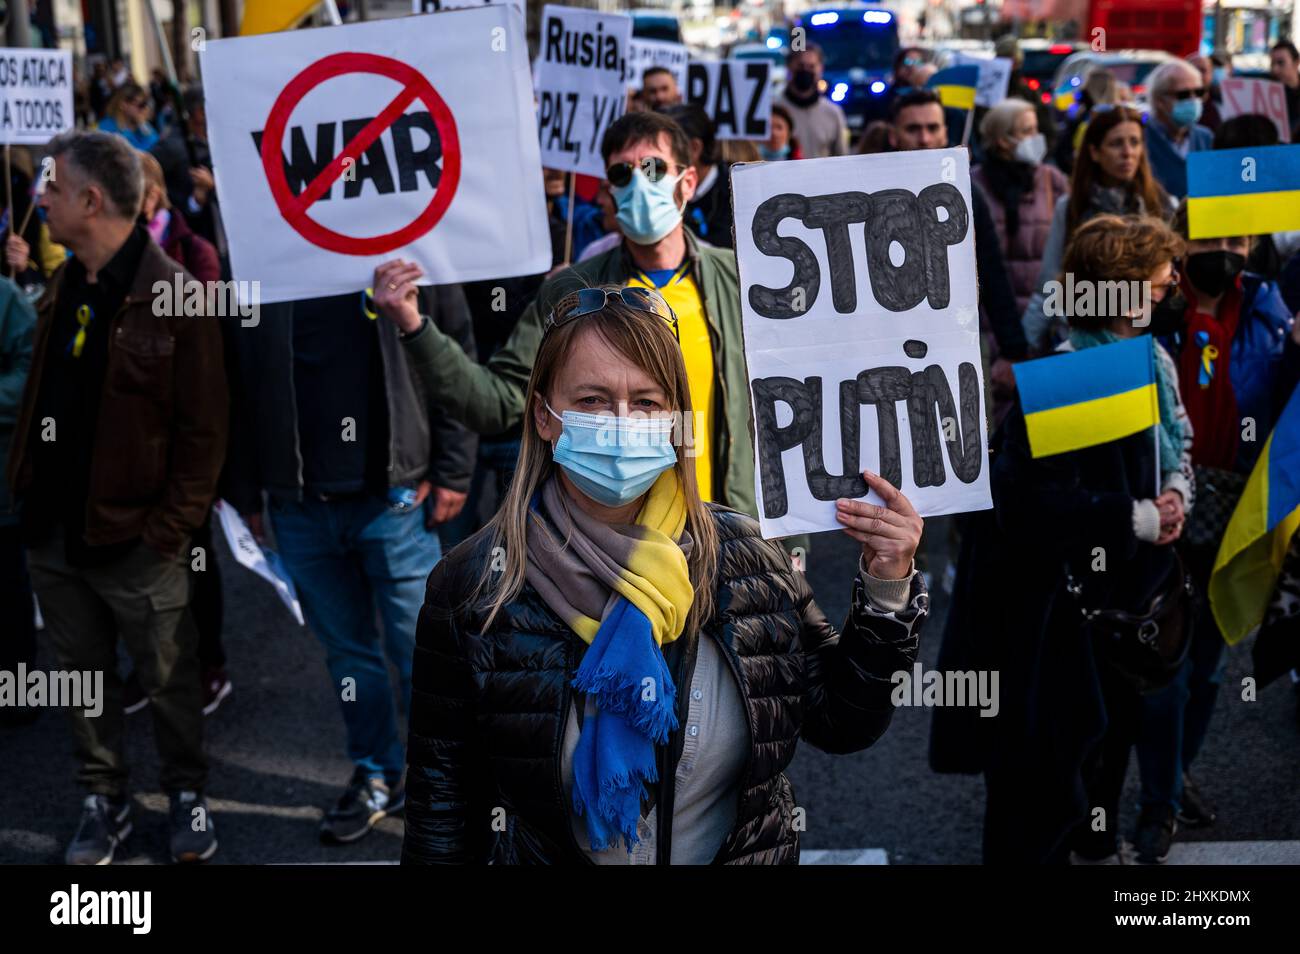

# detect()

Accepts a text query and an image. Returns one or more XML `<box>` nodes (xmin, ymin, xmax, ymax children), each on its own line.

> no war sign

<box><xmin>201</xmin><ymin>9</ymin><xmax>551</xmax><ymax>304</ymax></box>
<box><xmin>535</xmin><ymin>5</ymin><xmax>630</xmax><ymax>177</ymax></box>
<box><xmin>732</xmin><ymin>149</ymin><xmax>992</xmax><ymax>538</ymax></box>
<box><xmin>687</xmin><ymin>60</ymin><xmax>772</xmax><ymax>140</ymax></box>
<box><xmin>0</xmin><ymin>48</ymin><xmax>73</xmax><ymax>145</ymax></box>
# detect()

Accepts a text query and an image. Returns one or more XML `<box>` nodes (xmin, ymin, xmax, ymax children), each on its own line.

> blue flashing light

<box><xmin>831</xmin><ymin>82</ymin><xmax>849</xmax><ymax>102</ymax></box>
<box><xmin>863</xmin><ymin>11</ymin><xmax>892</xmax><ymax>24</ymax></box>
<box><xmin>870</xmin><ymin>80</ymin><xmax>886</xmax><ymax>94</ymax></box>
<box><xmin>765</xmin><ymin>36</ymin><xmax>781</xmax><ymax>49</ymax></box>
<box><xmin>809</xmin><ymin>12</ymin><xmax>839</xmax><ymax>26</ymax></box>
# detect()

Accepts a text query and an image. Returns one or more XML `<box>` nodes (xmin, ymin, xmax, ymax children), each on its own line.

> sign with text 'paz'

<box><xmin>686</xmin><ymin>60</ymin><xmax>772</xmax><ymax>140</ymax></box>
<box><xmin>201</xmin><ymin>9</ymin><xmax>551</xmax><ymax>303</ymax></box>
<box><xmin>732</xmin><ymin>149</ymin><xmax>992</xmax><ymax>538</ymax></box>
<box><xmin>535</xmin><ymin>5</ymin><xmax>631</xmax><ymax>178</ymax></box>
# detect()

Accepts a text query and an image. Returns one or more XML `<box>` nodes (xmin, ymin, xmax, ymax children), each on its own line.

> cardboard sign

<box><xmin>949</xmin><ymin>53</ymin><xmax>1013</xmax><ymax>109</ymax></box>
<box><xmin>412</xmin><ymin>0</ymin><xmax>524</xmax><ymax>15</ymax></box>
<box><xmin>201</xmin><ymin>8</ymin><xmax>551</xmax><ymax>304</ymax></box>
<box><xmin>214</xmin><ymin>501</ymin><xmax>304</xmax><ymax>625</ymax></box>
<box><xmin>624</xmin><ymin>37</ymin><xmax>689</xmax><ymax>92</ymax></box>
<box><xmin>686</xmin><ymin>60</ymin><xmax>772</xmax><ymax>140</ymax></box>
<box><xmin>1219</xmin><ymin>77</ymin><xmax>1291</xmax><ymax>143</ymax></box>
<box><xmin>0</xmin><ymin>48</ymin><xmax>73</xmax><ymax>145</ymax></box>
<box><xmin>534</xmin><ymin>5</ymin><xmax>631</xmax><ymax>177</ymax></box>
<box><xmin>731</xmin><ymin>149</ymin><xmax>993</xmax><ymax>538</ymax></box>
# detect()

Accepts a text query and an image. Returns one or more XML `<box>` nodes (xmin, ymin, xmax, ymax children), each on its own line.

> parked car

<box><xmin>1051</xmin><ymin>49</ymin><xmax>1173</xmax><ymax>112</ymax></box>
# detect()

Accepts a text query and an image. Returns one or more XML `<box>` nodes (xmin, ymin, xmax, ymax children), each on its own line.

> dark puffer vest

<box><xmin>402</xmin><ymin>504</ymin><xmax>926</xmax><ymax>865</ymax></box>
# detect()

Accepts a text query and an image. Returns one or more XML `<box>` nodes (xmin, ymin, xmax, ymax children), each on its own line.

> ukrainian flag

<box><xmin>1187</xmin><ymin>144</ymin><xmax>1300</xmax><ymax>241</ymax></box>
<box><xmin>1012</xmin><ymin>336</ymin><xmax>1160</xmax><ymax>459</ymax></box>
<box><xmin>926</xmin><ymin>65</ymin><xmax>979</xmax><ymax>111</ymax></box>
<box><xmin>240</xmin><ymin>0</ymin><xmax>322</xmax><ymax>35</ymax></box>
<box><xmin>1210</xmin><ymin>385</ymin><xmax>1300</xmax><ymax>644</ymax></box>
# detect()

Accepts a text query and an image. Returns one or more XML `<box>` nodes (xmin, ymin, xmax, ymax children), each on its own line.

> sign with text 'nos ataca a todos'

<box><xmin>201</xmin><ymin>8</ymin><xmax>551</xmax><ymax>304</ymax></box>
<box><xmin>0</xmin><ymin>48</ymin><xmax>73</xmax><ymax>145</ymax></box>
<box><xmin>534</xmin><ymin>5</ymin><xmax>631</xmax><ymax>178</ymax></box>
<box><xmin>732</xmin><ymin>149</ymin><xmax>993</xmax><ymax>539</ymax></box>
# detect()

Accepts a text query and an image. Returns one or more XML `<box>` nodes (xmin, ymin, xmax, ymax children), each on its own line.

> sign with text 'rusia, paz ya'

<box><xmin>201</xmin><ymin>9</ymin><xmax>551</xmax><ymax>303</ymax></box>
<box><xmin>732</xmin><ymin>149</ymin><xmax>993</xmax><ymax>538</ymax></box>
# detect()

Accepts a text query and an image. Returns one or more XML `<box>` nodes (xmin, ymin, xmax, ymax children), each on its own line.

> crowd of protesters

<box><xmin>1</xmin><ymin>31</ymin><xmax>1298</xmax><ymax>868</ymax></box>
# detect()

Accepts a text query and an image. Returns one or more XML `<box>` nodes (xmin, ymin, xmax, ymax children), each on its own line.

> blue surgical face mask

<box><xmin>1170</xmin><ymin>97</ymin><xmax>1203</xmax><ymax>128</ymax></box>
<box><xmin>612</xmin><ymin>167</ymin><xmax>684</xmax><ymax>246</ymax></box>
<box><xmin>546</xmin><ymin>402</ymin><xmax>678</xmax><ymax>507</ymax></box>
<box><xmin>760</xmin><ymin>143</ymin><xmax>791</xmax><ymax>161</ymax></box>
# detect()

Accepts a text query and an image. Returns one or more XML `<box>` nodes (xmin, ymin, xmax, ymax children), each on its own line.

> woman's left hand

<box><xmin>835</xmin><ymin>470</ymin><xmax>923</xmax><ymax>581</ymax></box>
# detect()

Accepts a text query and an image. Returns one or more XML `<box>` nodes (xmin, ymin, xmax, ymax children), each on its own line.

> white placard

<box><xmin>686</xmin><ymin>60</ymin><xmax>772</xmax><ymax>140</ymax></box>
<box><xmin>624</xmin><ymin>38</ymin><xmax>689</xmax><ymax>92</ymax></box>
<box><xmin>950</xmin><ymin>53</ymin><xmax>1013</xmax><ymax>109</ymax></box>
<box><xmin>1219</xmin><ymin>77</ymin><xmax>1291</xmax><ymax>143</ymax></box>
<box><xmin>214</xmin><ymin>501</ymin><xmax>305</xmax><ymax>625</ymax></box>
<box><xmin>534</xmin><ymin>5</ymin><xmax>631</xmax><ymax>177</ymax></box>
<box><xmin>412</xmin><ymin>0</ymin><xmax>524</xmax><ymax>15</ymax></box>
<box><xmin>732</xmin><ymin>149</ymin><xmax>993</xmax><ymax>539</ymax></box>
<box><xmin>0</xmin><ymin>48</ymin><xmax>73</xmax><ymax>145</ymax></box>
<box><xmin>201</xmin><ymin>9</ymin><xmax>552</xmax><ymax>304</ymax></box>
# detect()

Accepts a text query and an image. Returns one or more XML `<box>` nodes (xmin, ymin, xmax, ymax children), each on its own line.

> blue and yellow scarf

<box><xmin>524</xmin><ymin>470</ymin><xmax>695</xmax><ymax>851</ymax></box>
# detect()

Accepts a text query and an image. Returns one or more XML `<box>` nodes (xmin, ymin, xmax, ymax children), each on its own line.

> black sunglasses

<box><xmin>543</xmin><ymin>286</ymin><xmax>679</xmax><ymax>340</ymax></box>
<box><xmin>1166</xmin><ymin>88</ymin><xmax>1206</xmax><ymax>100</ymax></box>
<box><xmin>606</xmin><ymin>156</ymin><xmax>675</xmax><ymax>188</ymax></box>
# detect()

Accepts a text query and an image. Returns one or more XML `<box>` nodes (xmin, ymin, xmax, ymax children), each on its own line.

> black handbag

<box><xmin>1066</xmin><ymin>550</ymin><xmax>1196</xmax><ymax>694</ymax></box>
<box><xmin>1186</xmin><ymin>465</ymin><xmax>1247</xmax><ymax>549</ymax></box>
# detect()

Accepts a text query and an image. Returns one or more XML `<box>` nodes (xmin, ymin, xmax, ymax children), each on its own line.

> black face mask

<box><xmin>1147</xmin><ymin>288</ymin><xmax>1188</xmax><ymax>337</ymax></box>
<box><xmin>1186</xmin><ymin>250</ymin><xmax>1246</xmax><ymax>298</ymax></box>
<box><xmin>790</xmin><ymin>68</ymin><xmax>817</xmax><ymax>92</ymax></box>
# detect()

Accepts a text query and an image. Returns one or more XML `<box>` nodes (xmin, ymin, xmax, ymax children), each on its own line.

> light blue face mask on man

<box><xmin>612</xmin><ymin>167</ymin><xmax>685</xmax><ymax>246</ymax></box>
<box><xmin>1170</xmin><ymin>97</ymin><xmax>1203</xmax><ymax>128</ymax></box>
<box><xmin>546</xmin><ymin>402</ymin><xmax>678</xmax><ymax>507</ymax></box>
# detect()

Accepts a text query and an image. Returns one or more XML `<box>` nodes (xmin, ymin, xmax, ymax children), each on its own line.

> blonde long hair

<box><xmin>469</xmin><ymin>289</ymin><xmax>720</xmax><ymax>638</ymax></box>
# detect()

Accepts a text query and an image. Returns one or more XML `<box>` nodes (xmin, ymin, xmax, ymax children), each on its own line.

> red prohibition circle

<box><xmin>261</xmin><ymin>52</ymin><xmax>461</xmax><ymax>256</ymax></box>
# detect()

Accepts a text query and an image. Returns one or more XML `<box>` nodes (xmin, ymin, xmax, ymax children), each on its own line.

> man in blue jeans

<box><xmin>226</xmin><ymin>284</ymin><xmax>476</xmax><ymax>844</ymax></box>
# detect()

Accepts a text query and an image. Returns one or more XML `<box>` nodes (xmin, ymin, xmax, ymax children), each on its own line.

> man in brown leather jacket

<box><xmin>6</xmin><ymin>131</ymin><xmax>228</xmax><ymax>865</ymax></box>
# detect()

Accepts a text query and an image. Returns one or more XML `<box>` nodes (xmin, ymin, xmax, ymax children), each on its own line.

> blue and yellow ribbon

<box><xmin>68</xmin><ymin>304</ymin><xmax>93</xmax><ymax>358</ymax></box>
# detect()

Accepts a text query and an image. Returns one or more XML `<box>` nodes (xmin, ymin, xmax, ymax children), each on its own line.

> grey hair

<box><xmin>979</xmin><ymin>98</ymin><xmax>1034</xmax><ymax>149</ymax></box>
<box><xmin>45</xmin><ymin>130</ymin><xmax>143</xmax><ymax>220</ymax></box>
<box><xmin>1147</xmin><ymin>59</ymin><xmax>1201</xmax><ymax>100</ymax></box>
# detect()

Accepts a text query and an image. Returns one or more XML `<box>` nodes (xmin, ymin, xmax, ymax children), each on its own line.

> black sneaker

<box><xmin>319</xmin><ymin>769</ymin><xmax>405</xmax><ymax>844</ymax></box>
<box><xmin>1134</xmin><ymin>804</ymin><xmax>1177</xmax><ymax>864</ymax></box>
<box><xmin>169</xmin><ymin>791</ymin><xmax>218</xmax><ymax>864</ymax></box>
<box><xmin>1177</xmin><ymin>774</ymin><xmax>1217</xmax><ymax>828</ymax></box>
<box><xmin>66</xmin><ymin>794</ymin><xmax>132</xmax><ymax>865</ymax></box>
<box><xmin>122</xmin><ymin>671</ymin><xmax>148</xmax><ymax>716</ymax></box>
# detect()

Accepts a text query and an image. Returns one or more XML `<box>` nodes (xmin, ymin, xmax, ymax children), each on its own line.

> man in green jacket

<box><xmin>371</xmin><ymin>110</ymin><xmax>757</xmax><ymax>519</ymax></box>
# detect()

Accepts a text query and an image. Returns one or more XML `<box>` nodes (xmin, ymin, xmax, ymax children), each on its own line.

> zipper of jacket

<box><xmin>687</xmin><ymin>245</ymin><xmax>731</xmax><ymax>505</ymax></box>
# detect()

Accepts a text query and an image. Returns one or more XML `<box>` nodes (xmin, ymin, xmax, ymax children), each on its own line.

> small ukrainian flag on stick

<box><xmin>925</xmin><ymin>65</ymin><xmax>979</xmax><ymax>111</ymax></box>
<box><xmin>1187</xmin><ymin>144</ymin><xmax>1300</xmax><ymax>241</ymax></box>
<box><xmin>1011</xmin><ymin>336</ymin><xmax>1161</xmax><ymax>459</ymax></box>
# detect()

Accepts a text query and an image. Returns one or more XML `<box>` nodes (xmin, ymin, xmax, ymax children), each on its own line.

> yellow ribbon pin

<box><xmin>70</xmin><ymin>304</ymin><xmax>92</xmax><ymax>358</ymax></box>
<box><xmin>361</xmin><ymin>287</ymin><xmax>378</xmax><ymax>321</ymax></box>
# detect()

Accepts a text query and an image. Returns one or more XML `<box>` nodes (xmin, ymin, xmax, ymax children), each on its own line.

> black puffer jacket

<box><xmin>402</xmin><ymin>504</ymin><xmax>926</xmax><ymax>865</ymax></box>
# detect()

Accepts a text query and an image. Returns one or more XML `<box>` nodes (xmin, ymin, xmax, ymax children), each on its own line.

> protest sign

<box><xmin>0</xmin><ymin>48</ymin><xmax>73</xmax><ymax>144</ymax></box>
<box><xmin>412</xmin><ymin>0</ymin><xmax>524</xmax><ymax>15</ymax></box>
<box><xmin>686</xmin><ymin>60</ymin><xmax>772</xmax><ymax>139</ymax></box>
<box><xmin>624</xmin><ymin>37</ymin><xmax>689</xmax><ymax>92</ymax></box>
<box><xmin>215</xmin><ymin>502</ymin><xmax>304</xmax><ymax>625</ymax></box>
<box><xmin>949</xmin><ymin>53</ymin><xmax>1013</xmax><ymax>109</ymax></box>
<box><xmin>535</xmin><ymin>5</ymin><xmax>631</xmax><ymax>177</ymax></box>
<box><xmin>1219</xmin><ymin>77</ymin><xmax>1291</xmax><ymax>143</ymax></box>
<box><xmin>731</xmin><ymin>149</ymin><xmax>992</xmax><ymax>538</ymax></box>
<box><xmin>201</xmin><ymin>8</ymin><xmax>551</xmax><ymax>304</ymax></box>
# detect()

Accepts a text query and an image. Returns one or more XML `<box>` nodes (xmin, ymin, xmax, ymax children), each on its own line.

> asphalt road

<box><xmin>2</xmin><ymin>515</ymin><xmax>1297</xmax><ymax>864</ymax></box>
